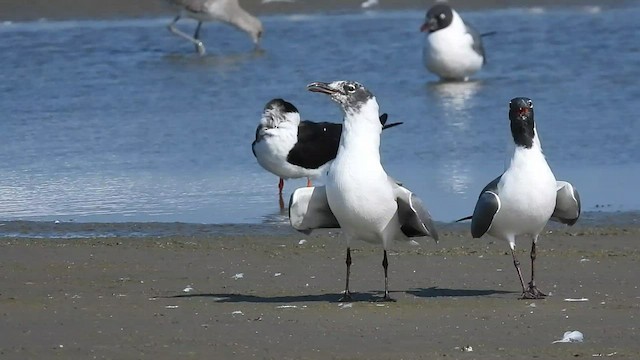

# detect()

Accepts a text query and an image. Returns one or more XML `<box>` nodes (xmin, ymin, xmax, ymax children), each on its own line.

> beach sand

<box><xmin>1</xmin><ymin>223</ymin><xmax>638</xmax><ymax>359</ymax></box>
<box><xmin>0</xmin><ymin>0</ymin><xmax>628</xmax><ymax>21</ymax></box>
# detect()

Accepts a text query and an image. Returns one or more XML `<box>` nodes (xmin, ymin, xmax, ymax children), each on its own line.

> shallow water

<box><xmin>1</xmin><ymin>4</ymin><xmax>639</xmax><ymax>227</ymax></box>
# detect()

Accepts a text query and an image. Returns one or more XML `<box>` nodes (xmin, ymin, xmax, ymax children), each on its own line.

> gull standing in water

<box><xmin>457</xmin><ymin>97</ymin><xmax>581</xmax><ymax>299</ymax></box>
<box><xmin>289</xmin><ymin>81</ymin><xmax>439</xmax><ymax>302</ymax></box>
<box><xmin>252</xmin><ymin>98</ymin><xmax>401</xmax><ymax>209</ymax></box>
<box><xmin>420</xmin><ymin>3</ymin><xmax>491</xmax><ymax>81</ymax></box>
<box><xmin>166</xmin><ymin>0</ymin><xmax>263</xmax><ymax>55</ymax></box>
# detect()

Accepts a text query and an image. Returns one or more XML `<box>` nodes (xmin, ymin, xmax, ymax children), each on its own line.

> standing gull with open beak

<box><xmin>457</xmin><ymin>97</ymin><xmax>581</xmax><ymax>299</ymax></box>
<box><xmin>289</xmin><ymin>81</ymin><xmax>439</xmax><ymax>302</ymax></box>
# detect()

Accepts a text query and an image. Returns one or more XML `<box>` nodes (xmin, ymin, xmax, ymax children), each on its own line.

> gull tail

<box><xmin>379</xmin><ymin>113</ymin><xmax>403</xmax><ymax>130</ymax></box>
<box><xmin>455</xmin><ymin>215</ymin><xmax>473</xmax><ymax>223</ymax></box>
<box><xmin>382</xmin><ymin>122</ymin><xmax>403</xmax><ymax>130</ymax></box>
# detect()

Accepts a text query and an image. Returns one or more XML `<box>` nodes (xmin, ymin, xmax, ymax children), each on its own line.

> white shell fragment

<box><xmin>552</xmin><ymin>330</ymin><xmax>584</xmax><ymax>343</ymax></box>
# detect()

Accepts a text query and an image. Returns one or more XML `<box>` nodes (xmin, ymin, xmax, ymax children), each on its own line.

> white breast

<box><xmin>489</xmin><ymin>146</ymin><xmax>557</xmax><ymax>238</ymax></box>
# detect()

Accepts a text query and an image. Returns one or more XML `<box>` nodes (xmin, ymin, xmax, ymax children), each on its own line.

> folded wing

<box><xmin>289</xmin><ymin>186</ymin><xmax>339</xmax><ymax>234</ymax></box>
<box><xmin>392</xmin><ymin>182</ymin><xmax>439</xmax><ymax>242</ymax></box>
<box><xmin>550</xmin><ymin>181</ymin><xmax>581</xmax><ymax>225</ymax></box>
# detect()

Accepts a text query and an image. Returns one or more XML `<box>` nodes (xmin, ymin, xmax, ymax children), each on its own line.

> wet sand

<box><xmin>0</xmin><ymin>0</ymin><xmax>628</xmax><ymax>21</ymax></box>
<box><xmin>1</xmin><ymin>223</ymin><xmax>639</xmax><ymax>359</ymax></box>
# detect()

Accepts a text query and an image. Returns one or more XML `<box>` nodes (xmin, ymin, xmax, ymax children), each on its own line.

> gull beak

<box><xmin>307</xmin><ymin>82</ymin><xmax>340</xmax><ymax>95</ymax></box>
<box><xmin>518</xmin><ymin>107</ymin><xmax>530</xmax><ymax>117</ymax></box>
<box><xmin>420</xmin><ymin>18</ymin><xmax>438</xmax><ymax>32</ymax></box>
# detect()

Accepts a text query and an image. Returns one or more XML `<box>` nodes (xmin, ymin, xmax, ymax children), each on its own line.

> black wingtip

<box><xmin>455</xmin><ymin>215</ymin><xmax>473</xmax><ymax>223</ymax></box>
<box><xmin>480</xmin><ymin>31</ymin><xmax>497</xmax><ymax>37</ymax></box>
<box><xmin>382</xmin><ymin>122</ymin><xmax>403</xmax><ymax>130</ymax></box>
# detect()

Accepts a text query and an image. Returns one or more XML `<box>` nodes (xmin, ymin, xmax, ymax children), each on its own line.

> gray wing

<box><xmin>289</xmin><ymin>186</ymin><xmax>339</xmax><ymax>234</ymax></box>
<box><xmin>470</xmin><ymin>175</ymin><xmax>501</xmax><ymax>238</ymax></box>
<box><xmin>465</xmin><ymin>23</ymin><xmax>486</xmax><ymax>62</ymax></box>
<box><xmin>550</xmin><ymin>181</ymin><xmax>581</xmax><ymax>225</ymax></box>
<box><xmin>392</xmin><ymin>183</ymin><xmax>439</xmax><ymax>242</ymax></box>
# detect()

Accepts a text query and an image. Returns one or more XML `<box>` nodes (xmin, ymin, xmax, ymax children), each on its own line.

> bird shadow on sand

<box><xmin>165</xmin><ymin>287</ymin><xmax>513</xmax><ymax>303</ymax></box>
<box><xmin>166</xmin><ymin>292</ymin><xmax>377</xmax><ymax>303</ymax></box>
<box><xmin>406</xmin><ymin>287</ymin><xmax>515</xmax><ymax>298</ymax></box>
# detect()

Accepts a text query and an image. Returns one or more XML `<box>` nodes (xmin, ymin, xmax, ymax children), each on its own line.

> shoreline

<box><xmin>0</xmin><ymin>210</ymin><xmax>638</xmax><ymax>239</ymax></box>
<box><xmin>0</xmin><ymin>0</ymin><xmax>629</xmax><ymax>21</ymax></box>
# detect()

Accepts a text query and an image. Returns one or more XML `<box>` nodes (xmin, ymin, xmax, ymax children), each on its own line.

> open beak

<box><xmin>518</xmin><ymin>107</ymin><xmax>530</xmax><ymax>117</ymax></box>
<box><xmin>307</xmin><ymin>82</ymin><xmax>340</xmax><ymax>95</ymax></box>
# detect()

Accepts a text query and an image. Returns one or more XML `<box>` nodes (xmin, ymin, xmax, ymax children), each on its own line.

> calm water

<box><xmin>1</xmin><ymin>4</ymin><xmax>639</xmax><ymax>228</ymax></box>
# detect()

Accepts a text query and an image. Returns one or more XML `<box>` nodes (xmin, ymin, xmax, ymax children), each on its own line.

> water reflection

<box><xmin>427</xmin><ymin>81</ymin><xmax>483</xmax><ymax>194</ymax></box>
<box><xmin>163</xmin><ymin>48</ymin><xmax>265</xmax><ymax>69</ymax></box>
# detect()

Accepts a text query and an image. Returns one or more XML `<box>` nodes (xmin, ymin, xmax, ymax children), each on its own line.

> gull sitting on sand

<box><xmin>166</xmin><ymin>0</ymin><xmax>263</xmax><ymax>55</ymax></box>
<box><xmin>456</xmin><ymin>97</ymin><xmax>581</xmax><ymax>299</ymax></box>
<box><xmin>289</xmin><ymin>81</ymin><xmax>439</xmax><ymax>302</ymax></box>
<box><xmin>252</xmin><ymin>98</ymin><xmax>401</xmax><ymax>209</ymax></box>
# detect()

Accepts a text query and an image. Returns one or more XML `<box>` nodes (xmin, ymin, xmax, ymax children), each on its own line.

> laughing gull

<box><xmin>457</xmin><ymin>97</ymin><xmax>581</xmax><ymax>299</ymax></box>
<box><xmin>289</xmin><ymin>81</ymin><xmax>439</xmax><ymax>302</ymax></box>
<box><xmin>166</xmin><ymin>0</ymin><xmax>263</xmax><ymax>55</ymax></box>
<box><xmin>420</xmin><ymin>3</ymin><xmax>490</xmax><ymax>81</ymax></box>
<box><xmin>252</xmin><ymin>98</ymin><xmax>401</xmax><ymax>209</ymax></box>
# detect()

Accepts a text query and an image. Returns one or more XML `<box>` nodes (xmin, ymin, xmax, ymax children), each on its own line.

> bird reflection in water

<box><xmin>428</xmin><ymin>80</ymin><xmax>483</xmax><ymax>195</ymax></box>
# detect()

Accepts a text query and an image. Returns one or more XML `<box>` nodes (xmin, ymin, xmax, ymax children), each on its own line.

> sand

<box><xmin>1</xmin><ymin>223</ymin><xmax>639</xmax><ymax>359</ymax></box>
<box><xmin>0</xmin><ymin>0</ymin><xmax>628</xmax><ymax>21</ymax></box>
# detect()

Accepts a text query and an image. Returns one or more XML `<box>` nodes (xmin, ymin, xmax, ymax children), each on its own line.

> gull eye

<box><xmin>344</xmin><ymin>84</ymin><xmax>356</xmax><ymax>93</ymax></box>
<box><xmin>439</xmin><ymin>13</ymin><xmax>446</xmax><ymax>19</ymax></box>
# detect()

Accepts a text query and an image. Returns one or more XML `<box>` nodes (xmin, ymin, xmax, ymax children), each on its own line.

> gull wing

<box><xmin>551</xmin><ymin>181</ymin><xmax>581</xmax><ymax>225</ymax></box>
<box><xmin>393</xmin><ymin>183</ymin><xmax>439</xmax><ymax>242</ymax></box>
<box><xmin>470</xmin><ymin>176</ymin><xmax>501</xmax><ymax>238</ymax></box>
<box><xmin>465</xmin><ymin>23</ymin><xmax>486</xmax><ymax>63</ymax></box>
<box><xmin>289</xmin><ymin>186</ymin><xmax>339</xmax><ymax>234</ymax></box>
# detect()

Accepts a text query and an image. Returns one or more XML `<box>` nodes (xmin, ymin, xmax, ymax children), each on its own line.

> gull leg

<box><xmin>306</xmin><ymin>177</ymin><xmax>312</xmax><ymax>187</ymax></box>
<box><xmin>278</xmin><ymin>178</ymin><xmax>285</xmax><ymax>209</ymax></box>
<box><xmin>377</xmin><ymin>250</ymin><xmax>396</xmax><ymax>302</ymax></box>
<box><xmin>193</xmin><ymin>21</ymin><xmax>205</xmax><ymax>55</ymax></box>
<box><xmin>525</xmin><ymin>236</ymin><xmax>546</xmax><ymax>299</ymax></box>
<box><xmin>168</xmin><ymin>15</ymin><xmax>205</xmax><ymax>55</ymax></box>
<box><xmin>510</xmin><ymin>248</ymin><xmax>528</xmax><ymax>298</ymax></box>
<box><xmin>339</xmin><ymin>247</ymin><xmax>353</xmax><ymax>302</ymax></box>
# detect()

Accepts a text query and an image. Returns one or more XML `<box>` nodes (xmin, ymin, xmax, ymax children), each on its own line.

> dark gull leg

<box><xmin>193</xmin><ymin>21</ymin><xmax>205</xmax><ymax>54</ymax></box>
<box><xmin>339</xmin><ymin>247</ymin><xmax>353</xmax><ymax>302</ymax></box>
<box><xmin>510</xmin><ymin>248</ymin><xmax>529</xmax><ymax>298</ymax></box>
<box><xmin>376</xmin><ymin>250</ymin><xmax>396</xmax><ymax>302</ymax></box>
<box><xmin>524</xmin><ymin>237</ymin><xmax>547</xmax><ymax>299</ymax></box>
<box><xmin>167</xmin><ymin>14</ymin><xmax>206</xmax><ymax>55</ymax></box>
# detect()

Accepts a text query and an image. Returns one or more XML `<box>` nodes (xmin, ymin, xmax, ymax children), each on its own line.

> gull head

<box><xmin>420</xmin><ymin>3</ymin><xmax>454</xmax><ymax>33</ymax></box>
<box><xmin>508</xmin><ymin>97</ymin><xmax>536</xmax><ymax>148</ymax></box>
<box><xmin>261</xmin><ymin>98</ymin><xmax>300</xmax><ymax>128</ymax></box>
<box><xmin>307</xmin><ymin>80</ymin><xmax>375</xmax><ymax>114</ymax></box>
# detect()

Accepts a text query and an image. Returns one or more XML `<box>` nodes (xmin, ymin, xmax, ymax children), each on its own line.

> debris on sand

<box><xmin>552</xmin><ymin>330</ymin><xmax>584</xmax><ymax>343</ymax></box>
